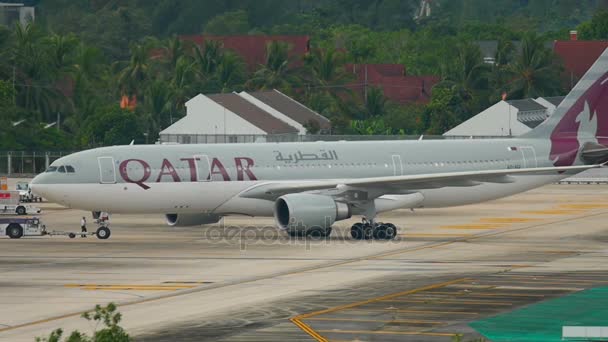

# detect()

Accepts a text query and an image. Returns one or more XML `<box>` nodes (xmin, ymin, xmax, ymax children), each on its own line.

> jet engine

<box><xmin>165</xmin><ymin>213</ymin><xmax>222</xmax><ymax>227</ymax></box>
<box><xmin>274</xmin><ymin>194</ymin><xmax>350</xmax><ymax>232</ymax></box>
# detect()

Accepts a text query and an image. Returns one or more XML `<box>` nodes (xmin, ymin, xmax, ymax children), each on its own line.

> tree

<box><xmin>247</xmin><ymin>41</ymin><xmax>300</xmax><ymax>92</ymax></box>
<box><xmin>578</xmin><ymin>10</ymin><xmax>608</xmax><ymax>40</ymax></box>
<box><xmin>504</xmin><ymin>34</ymin><xmax>563</xmax><ymax>99</ymax></box>
<box><xmin>212</xmin><ymin>51</ymin><xmax>246</xmax><ymax>93</ymax></box>
<box><xmin>438</xmin><ymin>41</ymin><xmax>490</xmax><ymax>119</ymax></box>
<box><xmin>193</xmin><ymin>40</ymin><xmax>223</xmax><ymax>77</ymax></box>
<box><xmin>36</xmin><ymin>303</ymin><xmax>130</xmax><ymax>342</ymax></box>
<box><xmin>203</xmin><ymin>10</ymin><xmax>250</xmax><ymax>35</ymax></box>
<box><xmin>84</xmin><ymin>106</ymin><xmax>144</xmax><ymax>146</ymax></box>
<box><xmin>117</xmin><ymin>40</ymin><xmax>153</xmax><ymax>97</ymax></box>
<box><xmin>361</xmin><ymin>86</ymin><xmax>387</xmax><ymax>119</ymax></box>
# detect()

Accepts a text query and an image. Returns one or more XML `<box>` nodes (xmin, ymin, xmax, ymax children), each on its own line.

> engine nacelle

<box><xmin>274</xmin><ymin>194</ymin><xmax>350</xmax><ymax>232</ymax></box>
<box><xmin>165</xmin><ymin>213</ymin><xmax>222</xmax><ymax>227</ymax></box>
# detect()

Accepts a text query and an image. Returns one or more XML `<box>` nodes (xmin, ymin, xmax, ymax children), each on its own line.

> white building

<box><xmin>0</xmin><ymin>2</ymin><xmax>35</xmax><ymax>27</ymax></box>
<box><xmin>159</xmin><ymin>90</ymin><xmax>330</xmax><ymax>144</ymax></box>
<box><xmin>443</xmin><ymin>96</ymin><xmax>564</xmax><ymax>137</ymax></box>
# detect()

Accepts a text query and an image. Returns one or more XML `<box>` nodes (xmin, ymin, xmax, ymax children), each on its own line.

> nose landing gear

<box><xmin>350</xmin><ymin>219</ymin><xmax>397</xmax><ymax>240</ymax></box>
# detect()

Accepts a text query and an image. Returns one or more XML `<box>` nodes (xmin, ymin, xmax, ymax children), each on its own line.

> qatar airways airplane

<box><xmin>30</xmin><ymin>49</ymin><xmax>608</xmax><ymax>240</ymax></box>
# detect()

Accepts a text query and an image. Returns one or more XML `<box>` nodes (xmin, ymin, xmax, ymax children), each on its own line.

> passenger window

<box><xmin>58</xmin><ymin>166</ymin><xmax>66</xmax><ymax>173</ymax></box>
<box><xmin>66</xmin><ymin>165</ymin><xmax>75</xmax><ymax>173</ymax></box>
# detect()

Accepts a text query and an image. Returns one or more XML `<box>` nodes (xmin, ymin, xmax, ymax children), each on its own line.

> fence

<box><xmin>0</xmin><ymin>151</ymin><xmax>75</xmax><ymax>176</ymax></box>
<box><xmin>158</xmin><ymin>133</ymin><xmax>505</xmax><ymax>144</ymax></box>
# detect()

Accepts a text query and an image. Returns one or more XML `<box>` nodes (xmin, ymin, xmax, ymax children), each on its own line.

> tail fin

<box><xmin>522</xmin><ymin>47</ymin><xmax>608</xmax><ymax>166</ymax></box>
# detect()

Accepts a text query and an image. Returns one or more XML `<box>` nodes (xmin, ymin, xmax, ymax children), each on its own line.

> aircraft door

<box><xmin>520</xmin><ymin>146</ymin><xmax>537</xmax><ymax>168</ymax></box>
<box><xmin>392</xmin><ymin>155</ymin><xmax>403</xmax><ymax>176</ymax></box>
<box><xmin>98</xmin><ymin>157</ymin><xmax>116</xmax><ymax>184</ymax></box>
<box><xmin>195</xmin><ymin>155</ymin><xmax>211</xmax><ymax>182</ymax></box>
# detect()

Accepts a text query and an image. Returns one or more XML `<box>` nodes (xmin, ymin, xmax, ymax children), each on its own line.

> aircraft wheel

<box><xmin>362</xmin><ymin>224</ymin><xmax>374</xmax><ymax>240</ymax></box>
<box><xmin>7</xmin><ymin>224</ymin><xmax>23</xmax><ymax>239</ymax></box>
<box><xmin>373</xmin><ymin>224</ymin><xmax>387</xmax><ymax>240</ymax></box>
<box><xmin>96</xmin><ymin>227</ymin><xmax>111</xmax><ymax>240</ymax></box>
<box><xmin>384</xmin><ymin>223</ymin><xmax>397</xmax><ymax>240</ymax></box>
<box><xmin>350</xmin><ymin>223</ymin><xmax>364</xmax><ymax>240</ymax></box>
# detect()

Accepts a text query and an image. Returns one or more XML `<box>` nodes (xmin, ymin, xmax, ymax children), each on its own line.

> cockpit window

<box><xmin>45</xmin><ymin>166</ymin><xmax>58</xmax><ymax>173</ymax></box>
<box><xmin>58</xmin><ymin>166</ymin><xmax>66</xmax><ymax>173</ymax></box>
<box><xmin>66</xmin><ymin>165</ymin><xmax>75</xmax><ymax>173</ymax></box>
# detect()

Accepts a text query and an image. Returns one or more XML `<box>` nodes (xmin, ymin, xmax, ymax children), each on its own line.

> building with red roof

<box><xmin>180</xmin><ymin>35</ymin><xmax>310</xmax><ymax>71</ymax></box>
<box><xmin>553</xmin><ymin>32</ymin><xmax>608</xmax><ymax>89</ymax></box>
<box><xmin>346</xmin><ymin>64</ymin><xmax>440</xmax><ymax>104</ymax></box>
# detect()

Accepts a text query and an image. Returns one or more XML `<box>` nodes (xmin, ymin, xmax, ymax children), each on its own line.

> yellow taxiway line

<box><xmin>290</xmin><ymin>278</ymin><xmax>467</xmax><ymax>341</ymax></box>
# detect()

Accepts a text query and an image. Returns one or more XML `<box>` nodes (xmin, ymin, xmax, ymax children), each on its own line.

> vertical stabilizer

<box><xmin>522</xmin><ymin>48</ymin><xmax>608</xmax><ymax>166</ymax></box>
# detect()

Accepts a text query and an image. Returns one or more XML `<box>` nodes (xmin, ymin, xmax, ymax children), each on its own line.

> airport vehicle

<box><xmin>0</xmin><ymin>217</ymin><xmax>45</xmax><ymax>238</ymax></box>
<box><xmin>0</xmin><ymin>191</ymin><xmax>41</xmax><ymax>215</ymax></box>
<box><xmin>16</xmin><ymin>181</ymin><xmax>42</xmax><ymax>202</ymax></box>
<box><xmin>30</xmin><ymin>49</ymin><xmax>608</xmax><ymax>240</ymax></box>
<box><xmin>0</xmin><ymin>217</ymin><xmax>110</xmax><ymax>239</ymax></box>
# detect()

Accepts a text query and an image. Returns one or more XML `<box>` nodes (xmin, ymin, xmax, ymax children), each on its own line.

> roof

<box><xmin>248</xmin><ymin>90</ymin><xmax>331</xmax><ymax>130</ymax></box>
<box><xmin>346</xmin><ymin>64</ymin><xmax>440</xmax><ymax>104</ymax></box>
<box><xmin>207</xmin><ymin>93</ymin><xmax>298</xmax><ymax>134</ymax></box>
<box><xmin>180</xmin><ymin>35</ymin><xmax>310</xmax><ymax>71</ymax></box>
<box><xmin>507</xmin><ymin>99</ymin><xmax>546</xmax><ymax>112</ymax></box>
<box><xmin>543</xmin><ymin>96</ymin><xmax>565</xmax><ymax>107</ymax></box>
<box><xmin>554</xmin><ymin>41</ymin><xmax>608</xmax><ymax>81</ymax></box>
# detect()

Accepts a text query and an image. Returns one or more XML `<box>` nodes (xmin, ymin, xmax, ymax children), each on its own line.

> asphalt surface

<box><xmin>1</xmin><ymin>180</ymin><xmax>608</xmax><ymax>341</ymax></box>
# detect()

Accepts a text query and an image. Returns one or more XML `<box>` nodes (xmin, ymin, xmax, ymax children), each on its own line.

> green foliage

<box><xmin>84</xmin><ymin>106</ymin><xmax>144</xmax><ymax>146</ymax></box>
<box><xmin>204</xmin><ymin>10</ymin><xmax>250</xmax><ymax>35</ymax></box>
<box><xmin>36</xmin><ymin>303</ymin><xmax>130</xmax><ymax>342</ymax></box>
<box><xmin>0</xmin><ymin>1</ymin><xmax>601</xmax><ymax>151</ymax></box>
<box><xmin>578</xmin><ymin>10</ymin><xmax>608</xmax><ymax>40</ymax></box>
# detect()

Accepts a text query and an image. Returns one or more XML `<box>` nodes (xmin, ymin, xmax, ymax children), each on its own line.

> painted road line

<box><xmin>479</xmin><ymin>217</ymin><xmax>541</xmax><ymax>223</ymax></box>
<box><xmin>521</xmin><ymin>210</ymin><xmax>585</xmax><ymax>215</ymax></box>
<box><xmin>380</xmin><ymin>299</ymin><xmax>513</xmax><ymax>306</ymax></box>
<box><xmin>304</xmin><ymin>317</ymin><xmax>443</xmax><ymax>325</ymax></box>
<box><xmin>399</xmin><ymin>233</ymin><xmax>473</xmax><ymax>237</ymax></box>
<box><xmin>425</xmin><ymin>291</ymin><xmax>545</xmax><ymax>298</ymax></box>
<box><xmin>346</xmin><ymin>308</ymin><xmax>480</xmax><ymax>315</ymax></box>
<box><xmin>316</xmin><ymin>329</ymin><xmax>457</xmax><ymax>337</ymax></box>
<box><xmin>290</xmin><ymin>278</ymin><xmax>467</xmax><ymax>341</ymax></box>
<box><xmin>64</xmin><ymin>284</ymin><xmax>196</xmax><ymax>291</ymax></box>
<box><xmin>558</xmin><ymin>204</ymin><xmax>608</xmax><ymax>209</ymax></box>
<box><xmin>440</xmin><ymin>224</ymin><xmax>508</xmax><ymax>230</ymax></box>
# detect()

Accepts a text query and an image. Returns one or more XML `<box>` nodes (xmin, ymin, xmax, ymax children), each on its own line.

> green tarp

<box><xmin>469</xmin><ymin>287</ymin><xmax>608</xmax><ymax>341</ymax></box>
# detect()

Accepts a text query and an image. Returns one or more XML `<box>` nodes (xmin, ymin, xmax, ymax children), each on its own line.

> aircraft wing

<box><xmin>239</xmin><ymin>164</ymin><xmax>601</xmax><ymax>201</ymax></box>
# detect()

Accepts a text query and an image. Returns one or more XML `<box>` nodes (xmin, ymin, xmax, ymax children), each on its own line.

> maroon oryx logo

<box><xmin>549</xmin><ymin>72</ymin><xmax>608</xmax><ymax>166</ymax></box>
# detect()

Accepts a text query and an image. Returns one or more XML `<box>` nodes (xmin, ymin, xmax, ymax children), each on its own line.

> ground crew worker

<box><xmin>80</xmin><ymin>217</ymin><xmax>87</xmax><ymax>238</ymax></box>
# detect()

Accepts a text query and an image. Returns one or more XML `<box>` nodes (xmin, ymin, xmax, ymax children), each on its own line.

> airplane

<box><xmin>30</xmin><ymin>48</ymin><xmax>608</xmax><ymax>240</ymax></box>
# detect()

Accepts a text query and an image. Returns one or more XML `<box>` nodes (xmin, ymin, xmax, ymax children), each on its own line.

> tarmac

<box><xmin>1</xmin><ymin>178</ymin><xmax>608</xmax><ymax>341</ymax></box>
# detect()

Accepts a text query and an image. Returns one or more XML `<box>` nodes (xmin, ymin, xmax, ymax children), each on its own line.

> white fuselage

<box><xmin>30</xmin><ymin>138</ymin><xmax>571</xmax><ymax>217</ymax></box>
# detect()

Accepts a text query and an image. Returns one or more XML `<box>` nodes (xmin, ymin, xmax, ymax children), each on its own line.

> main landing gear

<box><xmin>350</xmin><ymin>219</ymin><xmax>397</xmax><ymax>240</ymax></box>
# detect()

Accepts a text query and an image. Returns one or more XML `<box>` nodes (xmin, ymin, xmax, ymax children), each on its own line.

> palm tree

<box><xmin>298</xmin><ymin>48</ymin><xmax>356</xmax><ymax>120</ymax></box>
<box><xmin>117</xmin><ymin>41</ymin><xmax>153</xmax><ymax>97</ymax></box>
<box><xmin>247</xmin><ymin>41</ymin><xmax>301</xmax><ymax>92</ymax></box>
<box><xmin>439</xmin><ymin>41</ymin><xmax>490</xmax><ymax>115</ymax></box>
<box><xmin>213</xmin><ymin>51</ymin><xmax>246</xmax><ymax>93</ymax></box>
<box><xmin>505</xmin><ymin>34</ymin><xmax>563</xmax><ymax>99</ymax></box>
<box><xmin>12</xmin><ymin>23</ymin><xmax>66</xmax><ymax>122</ymax></box>
<box><xmin>193</xmin><ymin>40</ymin><xmax>223</xmax><ymax>77</ymax></box>
<box><xmin>362</xmin><ymin>86</ymin><xmax>387</xmax><ymax>119</ymax></box>
<box><xmin>169</xmin><ymin>55</ymin><xmax>196</xmax><ymax>116</ymax></box>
